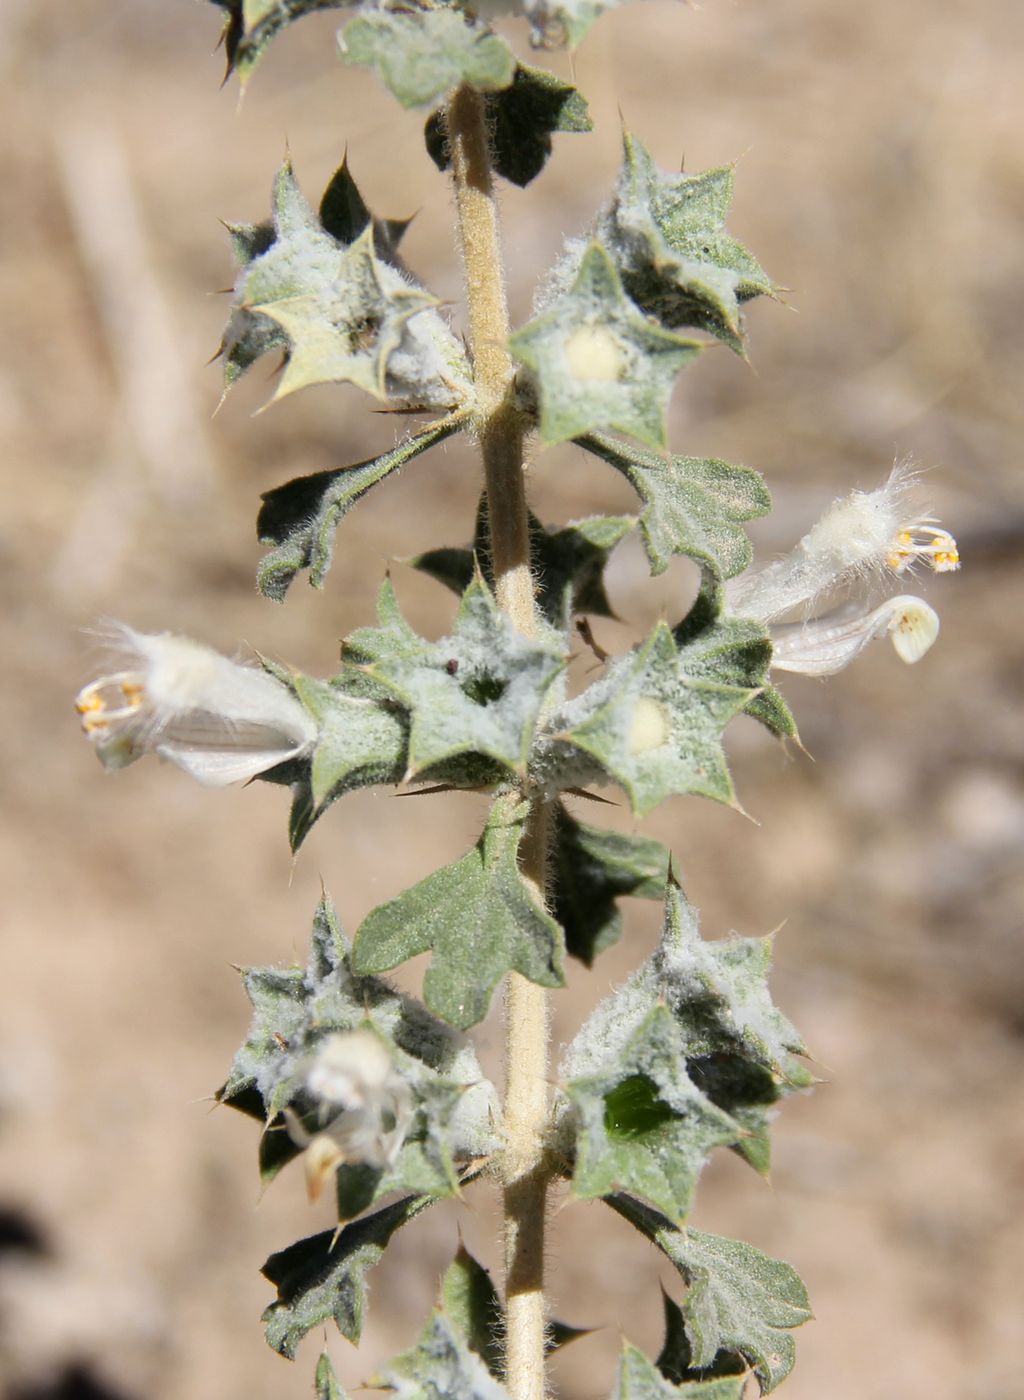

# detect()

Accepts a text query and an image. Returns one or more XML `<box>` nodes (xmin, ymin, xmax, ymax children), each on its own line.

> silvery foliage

<box><xmin>74</xmin><ymin>2</ymin><xmax>960</xmax><ymax>1396</ymax></box>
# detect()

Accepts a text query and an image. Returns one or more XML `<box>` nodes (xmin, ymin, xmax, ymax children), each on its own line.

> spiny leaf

<box><xmin>608</xmin><ymin>1194</ymin><xmax>812</xmax><ymax>1392</ymax></box>
<box><xmin>537</xmin><ymin>620</ymin><xmax>753</xmax><ymax>816</ymax></box>
<box><xmin>550</xmin><ymin>803</ymin><xmax>669</xmax><ymax>964</ymax></box>
<box><xmin>210</xmin><ymin>0</ymin><xmax>346</xmax><ymax>85</ymax></box>
<box><xmin>656</xmin><ymin>1291</ymin><xmax>748</xmax><ymax>1389</ymax></box>
<box><xmin>353</xmin><ymin>795</ymin><xmax>565</xmax><ymax>1030</ymax></box>
<box><xmin>599</xmin><ymin>132</ymin><xmax>773</xmax><ymax>352</ymax></box>
<box><xmin>579</xmin><ymin>433</ymin><xmax>770</xmax><ymax>580</ymax></box>
<box><xmin>409</xmin><ymin>493</ymin><xmax>632</xmax><ymax>634</ymax></box>
<box><xmin>425</xmin><ymin>63</ymin><xmax>592</xmax><ymax>187</ymax></box>
<box><xmin>217</xmin><ymin>896</ymin><xmax>497</xmax><ymax>1199</ymax></box>
<box><xmin>565</xmin><ymin>1005</ymin><xmax>744</xmax><ymax>1220</ymax></box>
<box><xmin>511</xmin><ymin>243</ymin><xmax>701</xmax><ymax>450</ymax></box>
<box><xmin>440</xmin><ymin>1246</ymin><xmax>504</xmax><ymax>1379</ymax></box>
<box><xmin>615</xmin><ymin>1343</ymin><xmax>746</xmax><ymax>1400</ymax></box>
<box><xmin>261</xmin><ymin>1194</ymin><xmax>432</xmax><ymax>1358</ymax></box>
<box><xmin>257</xmin><ymin>413</ymin><xmax>468</xmax><ymax>601</ymax></box>
<box><xmin>315</xmin><ymin>1352</ymin><xmax>350</xmax><ymax>1400</ymax></box>
<box><xmin>220</xmin><ymin>159</ymin><xmax>470</xmax><ymax>411</ymax></box>
<box><xmin>674</xmin><ymin>580</ymin><xmax>797</xmax><ymax>741</ymax></box>
<box><xmin>340</xmin><ymin>6</ymin><xmax>516</xmax><ymax>109</ymax></box>
<box><xmin>372</xmin><ymin>1313</ymin><xmax>510</xmax><ymax>1400</ymax></box>
<box><xmin>343</xmin><ymin>576</ymin><xmax>565</xmax><ymax>779</ymax></box>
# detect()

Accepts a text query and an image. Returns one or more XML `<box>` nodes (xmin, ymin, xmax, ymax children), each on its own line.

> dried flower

<box><xmin>75</xmin><ymin>623</ymin><xmax>315</xmax><ymax>785</ymax></box>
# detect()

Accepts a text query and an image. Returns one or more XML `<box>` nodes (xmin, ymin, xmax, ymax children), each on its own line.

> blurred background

<box><xmin>1</xmin><ymin>1</ymin><xmax>1022</xmax><ymax>1397</ymax></box>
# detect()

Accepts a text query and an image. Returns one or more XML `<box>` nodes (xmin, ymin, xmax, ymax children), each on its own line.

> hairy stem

<box><xmin>445</xmin><ymin>84</ymin><xmax>550</xmax><ymax>1400</ymax></box>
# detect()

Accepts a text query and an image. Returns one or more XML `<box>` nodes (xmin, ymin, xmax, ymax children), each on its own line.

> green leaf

<box><xmin>579</xmin><ymin>433</ymin><xmax>769</xmax><ymax>580</ymax></box>
<box><xmin>440</xmin><ymin>1246</ymin><xmax>504</xmax><ymax>1379</ymax></box>
<box><xmin>615</xmin><ymin>1343</ymin><xmax>746</xmax><ymax>1400</ymax></box>
<box><xmin>340</xmin><ymin>6</ymin><xmax>516</xmax><ymax>109</ymax></box>
<box><xmin>550</xmin><ymin>802</ymin><xmax>669</xmax><ymax>964</ymax></box>
<box><xmin>565</xmin><ymin>1005</ymin><xmax>743</xmax><ymax>1220</ymax></box>
<box><xmin>288</xmin><ymin>671</ymin><xmax>407</xmax><ymax>819</ymax></box>
<box><xmin>315</xmin><ymin>1352</ymin><xmax>350</xmax><ymax>1400</ymax></box>
<box><xmin>217</xmin><ymin>897</ymin><xmax>498</xmax><ymax>1195</ymax></box>
<box><xmin>539</xmin><ymin>620</ymin><xmax>753</xmax><ymax>816</ymax></box>
<box><xmin>511</xmin><ymin>243</ymin><xmax>701</xmax><ymax>449</ymax></box>
<box><xmin>343</xmin><ymin>576</ymin><xmax>565</xmax><ymax>780</ymax></box>
<box><xmin>261</xmin><ymin>1193</ymin><xmax>432</xmax><ymax>1358</ymax></box>
<box><xmin>674</xmin><ymin>578</ymin><xmax>797</xmax><ymax>743</ymax></box>
<box><xmin>409</xmin><ymin>492</ymin><xmax>632</xmax><ymax>634</ymax></box>
<box><xmin>656</xmin><ymin>1291</ymin><xmax>748</xmax><ymax>1389</ymax></box>
<box><xmin>354</xmin><ymin>795</ymin><xmax>565</xmax><ymax>1030</ymax></box>
<box><xmin>599</xmin><ymin>132</ymin><xmax>773</xmax><ymax>352</ymax></box>
<box><xmin>425</xmin><ymin>63</ymin><xmax>592</xmax><ymax>187</ymax></box>
<box><xmin>220</xmin><ymin>159</ymin><xmax>471</xmax><ymax>411</ymax></box>
<box><xmin>608</xmin><ymin>1194</ymin><xmax>812</xmax><ymax>1393</ymax></box>
<box><xmin>210</xmin><ymin>0</ymin><xmax>346</xmax><ymax>85</ymax></box>
<box><xmin>373</xmin><ymin>1314</ymin><xmax>510</xmax><ymax>1400</ymax></box>
<box><xmin>561</xmin><ymin>879</ymin><xmax>810</xmax><ymax>1179</ymax></box>
<box><xmin>257</xmin><ymin>413</ymin><xmax>468</xmax><ymax>601</ymax></box>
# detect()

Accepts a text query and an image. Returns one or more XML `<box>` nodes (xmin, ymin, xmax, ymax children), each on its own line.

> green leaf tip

<box><xmin>340</xmin><ymin>6</ymin><xmax>516</xmax><ymax>109</ymax></box>
<box><xmin>425</xmin><ymin>63</ymin><xmax>592</xmax><ymax>187</ymax></box>
<box><xmin>511</xmin><ymin>242</ymin><xmax>702</xmax><ymax>450</ymax></box>
<box><xmin>353</xmin><ymin>795</ymin><xmax>566</xmax><ymax>1030</ymax></box>
<box><xmin>608</xmin><ymin>1194</ymin><xmax>811</xmax><ymax>1393</ymax></box>
<box><xmin>614</xmin><ymin>1342</ymin><xmax>746</xmax><ymax>1400</ymax></box>
<box><xmin>210</xmin><ymin>0</ymin><xmax>347</xmax><ymax>86</ymax></box>
<box><xmin>315</xmin><ymin>1352</ymin><xmax>349</xmax><ymax>1400</ymax></box>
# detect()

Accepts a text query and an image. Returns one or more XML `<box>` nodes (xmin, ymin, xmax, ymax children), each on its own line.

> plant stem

<box><xmin>445</xmin><ymin>83</ymin><xmax>550</xmax><ymax>1400</ymax></box>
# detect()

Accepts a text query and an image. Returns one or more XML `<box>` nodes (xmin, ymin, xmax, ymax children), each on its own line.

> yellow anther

<box><xmin>888</xmin><ymin>523</ymin><xmax>960</xmax><ymax>575</ymax></box>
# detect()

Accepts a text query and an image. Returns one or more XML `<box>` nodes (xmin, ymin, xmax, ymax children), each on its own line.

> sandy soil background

<box><xmin>1</xmin><ymin>1</ymin><xmax>1022</xmax><ymax>1398</ymax></box>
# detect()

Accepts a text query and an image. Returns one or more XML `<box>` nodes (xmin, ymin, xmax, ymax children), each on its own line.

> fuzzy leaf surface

<box><xmin>340</xmin><ymin>6</ymin><xmax>515</xmax><ymax>109</ymax></box>
<box><xmin>538</xmin><ymin>620</ymin><xmax>753</xmax><ymax>816</ymax></box>
<box><xmin>566</xmin><ymin>1005</ymin><xmax>743</xmax><ymax>1220</ymax></box>
<box><xmin>551</xmin><ymin>803</ymin><xmax>669</xmax><ymax>964</ymax></box>
<box><xmin>425</xmin><ymin>63</ymin><xmax>591</xmax><ymax>187</ymax></box>
<box><xmin>353</xmin><ymin>796</ymin><xmax>565</xmax><ymax>1030</ymax></box>
<box><xmin>221</xmin><ymin>160</ymin><xmax>470</xmax><ymax>410</ymax></box>
<box><xmin>579</xmin><ymin>433</ymin><xmax>769</xmax><ymax>580</ymax></box>
<box><xmin>257</xmin><ymin>414</ymin><xmax>467</xmax><ymax>600</ymax></box>
<box><xmin>343</xmin><ymin>577</ymin><xmax>564</xmax><ymax>779</ymax></box>
<box><xmin>262</xmin><ymin>1194</ymin><xmax>431</xmax><ymax>1358</ymax></box>
<box><xmin>656</xmin><ymin>1292</ymin><xmax>748</xmax><ymax>1389</ymax></box>
<box><xmin>608</xmin><ymin>1194</ymin><xmax>811</xmax><ymax>1392</ymax></box>
<box><xmin>210</xmin><ymin>0</ymin><xmax>345</xmax><ymax>84</ymax></box>
<box><xmin>409</xmin><ymin>494</ymin><xmax>632</xmax><ymax>634</ymax></box>
<box><xmin>218</xmin><ymin>897</ymin><xmax>498</xmax><ymax>1204</ymax></box>
<box><xmin>522</xmin><ymin>0</ymin><xmax>625</xmax><ymax>48</ymax></box>
<box><xmin>563</xmin><ymin>880</ymin><xmax>810</xmax><ymax>1178</ymax></box>
<box><xmin>373</xmin><ymin>1313</ymin><xmax>510</xmax><ymax>1400</ymax></box>
<box><xmin>510</xmin><ymin>243</ymin><xmax>701</xmax><ymax>450</ymax></box>
<box><xmin>598</xmin><ymin>133</ymin><xmax>773</xmax><ymax>352</ymax></box>
<box><xmin>615</xmin><ymin>1344</ymin><xmax>746</xmax><ymax>1400</ymax></box>
<box><xmin>316</xmin><ymin>1352</ymin><xmax>350</xmax><ymax>1400</ymax></box>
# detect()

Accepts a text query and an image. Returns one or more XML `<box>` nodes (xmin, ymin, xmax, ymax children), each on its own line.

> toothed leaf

<box><xmin>565</xmin><ymin>1005</ymin><xmax>743</xmax><ymax>1220</ymax></box>
<box><xmin>261</xmin><ymin>1194</ymin><xmax>432</xmax><ymax>1357</ymax></box>
<box><xmin>580</xmin><ymin>433</ymin><xmax>769</xmax><ymax>580</ymax></box>
<box><xmin>210</xmin><ymin>0</ymin><xmax>346</xmax><ymax>85</ymax></box>
<box><xmin>551</xmin><ymin>803</ymin><xmax>669</xmax><ymax>964</ymax></box>
<box><xmin>353</xmin><ymin>796</ymin><xmax>565</xmax><ymax>1030</ymax></box>
<box><xmin>510</xmin><ymin>243</ymin><xmax>701</xmax><ymax>450</ymax></box>
<box><xmin>315</xmin><ymin>1352</ymin><xmax>350</xmax><ymax>1400</ymax></box>
<box><xmin>257</xmin><ymin>415</ymin><xmax>466</xmax><ymax>600</ymax></box>
<box><xmin>343</xmin><ymin>577</ymin><xmax>565</xmax><ymax>779</ymax></box>
<box><xmin>615</xmin><ymin>1343</ymin><xmax>746</xmax><ymax>1400</ymax></box>
<box><xmin>340</xmin><ymin>6</ymin><xmax>516</xmax><ymax>109</ymax></box>
<box><xmin>425</xmin><ymin>63</ymin><xmax>591</xmax><ymax>187</ymax></box>
<box><xmin>656</xmin><ymin>1291</ymin><xmax>748</xmax><ymax>1388</ymax></box>
<box><xmin>608</xmin><ymin>1194</ymin><xmax>811</xmax><ymax>1392</ymax></box>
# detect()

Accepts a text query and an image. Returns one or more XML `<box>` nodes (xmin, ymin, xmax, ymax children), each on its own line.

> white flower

<box><xmin>287</xmin><ymin>1028</ymin><xmax>414</xmax><ymax>1202</ymax></box>
<box><xmin>727</xmin><ymin>466</ymin><xmax>960</xmax><ymax>624</ymax></box>
<box><xmin>770</xmin><ymin>595</ymin><xmax>940</xmax><ymax>676</ymax></box>
<box><xmin>75</xmin><ymin>623</ymin><xmax>315</xmax><ymax>786</ymax></box>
